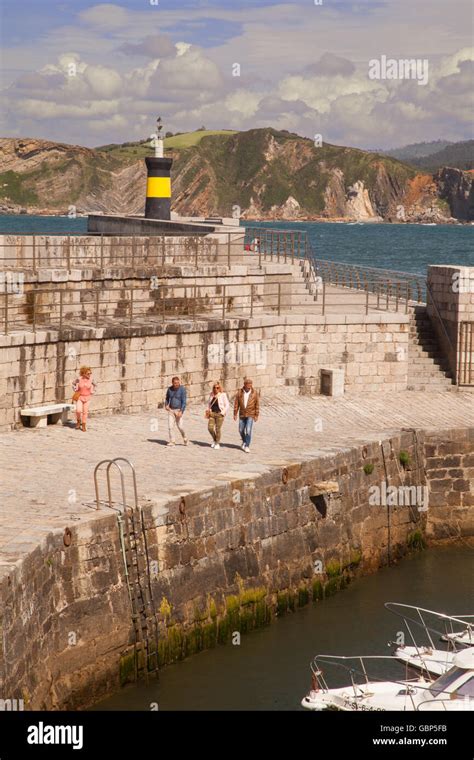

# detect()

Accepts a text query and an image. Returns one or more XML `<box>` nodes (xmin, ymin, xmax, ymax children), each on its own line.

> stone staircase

<box><xmin>260</xmin><ymin>259</ymin><xmax>320</xmax><ymax>307</ymax></box>
<box><xmin>407</xmin><ymin>306</ymin><xmax>455</xmax><ymax>391</ymax></box>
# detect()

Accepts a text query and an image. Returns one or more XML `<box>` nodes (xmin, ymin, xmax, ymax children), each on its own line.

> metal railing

<box><xmin>0</xmin><ymin>272</ymin><xmax>422</xmax><ymax>334</ymax></box>
<box><xmin>1</xmin><ymin>228</ymin><xmax>427</xmax><ymax>309</ymax></box>
<box><xmin>312</xmin><ymin>257</ymin><xmax>426</xmax><ymax>304</ymax></box>
<box><xmin>244</xmin><ymin>226</ymin><xmax>307</xmax><ymax>261</ymax></box>
<box><xmin>0</xmin><ymin>230</ymin><xmax>310</xmax><ymax>272</ymax></box>
<box><xmin>459</xmin><ymin>321</ymin><xmax>474</xmax><ymax>386</ymax></box>
<box><xmin>1</xmin><ymin>280</ymin><xmax>289</xmax><ymax>333</ymax></box>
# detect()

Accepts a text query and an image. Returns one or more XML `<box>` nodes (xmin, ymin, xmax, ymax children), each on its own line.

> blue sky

<box><xmin>1</xmin><ymin>1</ymin><xmax>473</xmax><ymax>149</ymax></box>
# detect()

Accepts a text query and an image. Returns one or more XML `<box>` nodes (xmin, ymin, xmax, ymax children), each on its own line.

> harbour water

<box><xmin>0</xmin><ymin>216</ymin><xmax>472</xmax><ymax>274</ymax></box>
<box><xmin>251</xmin><ymin>221</ymin><xmax>474</xmax><ymax>274</ymax></box>
<box><xmin>93</xmin><ymin>544</ymin><xmax>474</xmax><ymax>711</ymax></box>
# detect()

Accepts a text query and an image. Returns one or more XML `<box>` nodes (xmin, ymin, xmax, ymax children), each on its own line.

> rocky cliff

<box><xmin>0</xmin><ymin>130</ymin><xmax>471</xmax><ymax>222</ymax></box>
<box><xmin>435</xmin><ymin>167</ymin><xmax>474</xmax><ymax>221</ymax></box>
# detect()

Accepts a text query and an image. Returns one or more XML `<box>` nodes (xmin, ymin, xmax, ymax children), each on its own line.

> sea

<box><xmin>92</xmin><ymin>545</ymin><xmax>474</xmax><ymax>711</ymax></box>
<box><xmin>0</xmin><ymin>216</ymin><xmax>472</xmax><ymax>275</ymax></box>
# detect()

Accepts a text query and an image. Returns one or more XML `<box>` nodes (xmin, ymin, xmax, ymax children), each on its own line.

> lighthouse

<box><xmin>145</xmin><ymin>117</ymin><xmax>172</xmax><ymax>220</ymax></box>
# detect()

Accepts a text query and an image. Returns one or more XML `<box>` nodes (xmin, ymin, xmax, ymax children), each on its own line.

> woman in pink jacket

<box><xmin>72</xmin><ymin>366</ymin><xmax>96</xmax><ymax>432</ymax></box>
<box><xmin>205</xmin><ymin>382</ymin><xmax>229</xmax><ymax>449</ymax></box>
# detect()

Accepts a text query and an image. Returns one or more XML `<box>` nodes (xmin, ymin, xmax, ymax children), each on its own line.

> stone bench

<box><xmin>20</xmin><ymin>403</ymin><xmax>75</xmax><ymax>428</ymax></box>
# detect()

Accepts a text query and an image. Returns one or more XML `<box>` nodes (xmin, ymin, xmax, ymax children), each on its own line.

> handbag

<box><xmin>72</xmin><ymin>390</ymin><xmax>81</xmax><ymax>402</ymax></box>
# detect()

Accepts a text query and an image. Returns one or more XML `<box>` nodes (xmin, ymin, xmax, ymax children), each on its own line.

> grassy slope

<box><xmin>165</xmin><ymin>130</ymin><xmax>237</xmax><ymax>149</ymax></box>
<box><xmin>96</xmin><ymin>130</ymin><xmax>238</xmax><ymax>159</ymax></box>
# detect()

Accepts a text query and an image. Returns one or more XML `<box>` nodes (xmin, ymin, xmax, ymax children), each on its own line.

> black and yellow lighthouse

<box><xmin>145</xmin><ymin>117</ymin><xmax>172</xmax><ymax>220</ymax></box>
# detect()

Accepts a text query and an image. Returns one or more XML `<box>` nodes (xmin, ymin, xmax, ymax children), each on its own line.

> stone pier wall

<box><xmin>0</xmin><ymin>233</ymin><xmax>248</xmax><ymax>270</ymax></box>
<box><xmin>424</xmin><ymin>428</ymin><xmax>474</xmax><ymax>539</ymax></box>
<box><xmin>4</xmin><ymin>428</ymin><xmax>471</xmax><ymax>710</ymax></box>
<box><xmin>0</xmin><ymin>312</ymin><xmax>408</xmax><ymax>430</ymax></box>
<box><xmin>1</xmin><ymin>263</ymin><xmax>295</xmax><ymax>329</ymax></box>
<box><xmin>427</xmin><ymin>265</ymin><xmax>474</xmax><ymax>383</ymax></box>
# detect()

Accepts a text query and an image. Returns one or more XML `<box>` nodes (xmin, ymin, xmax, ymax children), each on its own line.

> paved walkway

<box><xmin>0</xmin><ymin>390</ymin><xmax>473</xmax><ymax>580</ymax></box>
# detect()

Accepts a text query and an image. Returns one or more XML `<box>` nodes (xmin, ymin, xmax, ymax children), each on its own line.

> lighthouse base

<box><xmin>87</xmin><ymin>215</ymin><xmax>241</xmax><ymax>236</ymax></box>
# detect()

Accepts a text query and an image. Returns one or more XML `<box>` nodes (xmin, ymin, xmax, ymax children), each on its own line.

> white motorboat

<box><xmin>301</xmin><ymin>648</ymin><xmax>474</xmax><ymax>711</ymax></box>
<box><xmin>393</xmin><ymin>646</ymin><xmax>454</xmax><ymax>676</ymax></box>
<box><xmin>386</xmin><ymin>603</ymin><xmax>474</xmax><ymax>677</ymax></box>
<box><xmin>440</xmin><ymin>614</ymin><xmax>474</xmax><ymax>646</ymax></box>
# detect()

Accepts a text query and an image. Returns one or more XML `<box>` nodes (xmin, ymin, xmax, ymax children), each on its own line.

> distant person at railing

<box><xmin>233</xmin><ymin>378</ymin><xmax>259</xmax><ymax>453</ymax></box>
<box><xmin>205</xmin><ymin>382</ymin><xmax>230</xmax><ymax>449</ymax></box>
<box><xmin>72</xmin><ymin>366</ymin><xmax>96</xmax><ymax>432</ymax></box>
<box><xmin>244</xmin><ymin>237</ymin><xmax>260</xmax><ymax>253</ymax></box>
<box><xmin>165</xmin><ymin>376</ymin><xmax>188</xmax><ymax>446</ymax></box>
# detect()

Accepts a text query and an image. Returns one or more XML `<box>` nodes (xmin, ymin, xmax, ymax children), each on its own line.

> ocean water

<box><xmin>93</xmin><ymin>545</ymin><xmax>474</xmax><ymax>711</ymax></box>
<box><xmin>0</xmin><ymin>215</ymin><xmax>472</xmax><ymax>275</ymax></box>
<box><xmin>0</xmin><ymin>215</ymin><xmax>88</xmax><ymax>236</ymax></box>
<box><xmin>250</xmin><ymin>221</ymin><xmax>473</xmax><ymax>275</ymax></box>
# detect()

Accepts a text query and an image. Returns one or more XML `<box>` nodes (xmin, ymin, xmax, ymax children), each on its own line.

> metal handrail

<box><xmin>458</xmin><ymin>321</ymin><xmax>474</xmax><ymax>386</ymax></box>
<box><xmin>93</xmin><ymin>457</ymin><xmax>138</xmax><ymax>513</ymax></box>
<box><xmin>313</xmin><ymin>258</ymin><xmax>426</xmax><ymax>300</ymax></box>
<box><xmin>0</xmin><ymin>230</ymin><xmax>300</xmax><ymax>271</ymax></box>
<box><xmin>0</xmin><ymin>273</ymin><xmax>423</xmax><ymax>334</ymax></box>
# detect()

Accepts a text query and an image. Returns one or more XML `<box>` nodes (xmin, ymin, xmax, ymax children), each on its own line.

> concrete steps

<box><xmin>407</xmin><ymin>306</ymin><xmax>454</xmax><ymax>391</ymax></box>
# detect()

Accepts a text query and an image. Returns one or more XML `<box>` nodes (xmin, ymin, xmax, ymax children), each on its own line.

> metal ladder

<box><xmin>94</xmin><ymin>458</ymin><xmax>159</xmax><ymax>681</ymax></box>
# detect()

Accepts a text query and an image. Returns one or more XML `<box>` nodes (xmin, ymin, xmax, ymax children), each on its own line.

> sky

<box><xmin>0</xmin><ymin>0</ymin><xmax>473</xmax><ymax>149</ymax></box>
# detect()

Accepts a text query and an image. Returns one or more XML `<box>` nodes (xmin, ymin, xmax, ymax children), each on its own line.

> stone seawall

<box><xmin>0</xmin><ymin>234</ymin><xmax>246</xmax><ymax>269</ymax></box>
<box><xmin>427</xmin><ymin>265</ymin><xmax>474</xmax><ymax>383</ymax></box>
<box><xmin>1</xmin><ymin>262</ymin><xmax>296</xmax><ymax>323</ymax></box>
<box><xmin>0</xmin><ymin>427</ymin><xmax>471</xmax><ymax>710</ymax></box>
<box><xmin>0</xmin><ymin>312</ymin><xmax>408</xmax><ymax>430</ymax></box>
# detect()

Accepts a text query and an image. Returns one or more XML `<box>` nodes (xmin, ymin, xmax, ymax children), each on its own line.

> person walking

<box><xmin>165</xmin><ymin>376</ymin><xmax>188</xmax><ymax>446</ymax></box>
<box><xmin>72</xmin><ymin>366</ymin><xmax>96</xmax><ymax>432</ymax></box>
<box><xmin>233</xmin><ymin>377</ymin><xmax>259</xmax><ymax>453</ymax></box>
<box><xmin>205</xmin><ymin>382</ymin><xmax>229</xmax><ymax>450</ymax></box>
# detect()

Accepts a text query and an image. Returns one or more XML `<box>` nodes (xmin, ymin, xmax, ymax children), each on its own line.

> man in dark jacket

<box><xmin>165</xmin><ymin>376</ymin><xmax>188</xmax><ymax>446</ymax></box>
<box><xmin>233</xmin><ymin>377</ymin><xmax>259</xmax><ymax>453</ymax></box>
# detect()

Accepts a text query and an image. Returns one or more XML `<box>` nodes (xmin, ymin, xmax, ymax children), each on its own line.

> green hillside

<box><xmin>0</xmin><ymin>129</ymin><xmax>442</xmax><ymax>219</ymax></box>
<box><xmin>165</xmin><ymin>130</ymin><xmax>237</xmax><ymax>149</ymax></box>
<box><xmin>173</xmin><ymin>128</ymin><xmax>417</xmax><ymax>215</ymax></box>
<box><xmin>384</xmin><ymin>140</ymin><xmax>453</xmax><ymax>160</ymax></box>
<box><xmin>409</xmin><ymin>140</ymin><xmax>474</xmax><ymax>171</ymax></box>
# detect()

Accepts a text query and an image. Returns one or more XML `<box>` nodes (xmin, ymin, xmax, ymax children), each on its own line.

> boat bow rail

<box><xmin>385</xmin><ymin>602</ymin><xmax>474</xmax><ymax>650</ymax></box>
<box><xmin>306</xmin><ymin>652</ymin><xmax>474</xmax><ymax>711</ymax></box>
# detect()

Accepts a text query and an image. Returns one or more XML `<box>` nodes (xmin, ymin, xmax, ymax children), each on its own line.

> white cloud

<box><xmin>83</xmin><ymin>65</ymin><xmax>122</xmax><ymax>98</ymax></box>
<box><xmin>1</xmin><ymin>1</ymin><xmax>473</xmax><ymax>148</ymax></box>
<box><xmin>225</xmin><ymin>90</ymin><xmax>261</xmax><ymax>118</ymax></box>
<box><xmin>278</xmin><ymin>72</ymin><xmax>384</xmax><ymax>114</ymax></box>
<box><xmin>79</xmin><ymin>3</ymin><xmax>130</xmax><ymax>30</ymax></box>
<box><xmin>14</xmin><ymin>98</ymin><xmax>120</xmax><ymax>120</ymax></box>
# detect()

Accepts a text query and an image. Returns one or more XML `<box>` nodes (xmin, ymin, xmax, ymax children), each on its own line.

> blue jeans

<box><xmin>239</xmin><ymin>417</ymin><xmax>254</xmax><ymax>447</ymax></box>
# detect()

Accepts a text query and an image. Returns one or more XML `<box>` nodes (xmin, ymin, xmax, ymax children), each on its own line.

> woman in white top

<box><xmin>205</xmin><ymin>382</ymin><xmax>230</xmax><ymax>449</ymax></box>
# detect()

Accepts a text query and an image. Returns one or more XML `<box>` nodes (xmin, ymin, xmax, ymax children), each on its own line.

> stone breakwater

<box><xmin>0</xmin><ymin>426</ymin><xmax>472</xmax><ymax>710</ymax></box>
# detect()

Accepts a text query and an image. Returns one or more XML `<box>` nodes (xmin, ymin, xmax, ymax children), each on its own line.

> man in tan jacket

<box><xmin>233</xmin><ymin>378</ymin><xmax>259</xmax><ymax>453</ymax></box>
